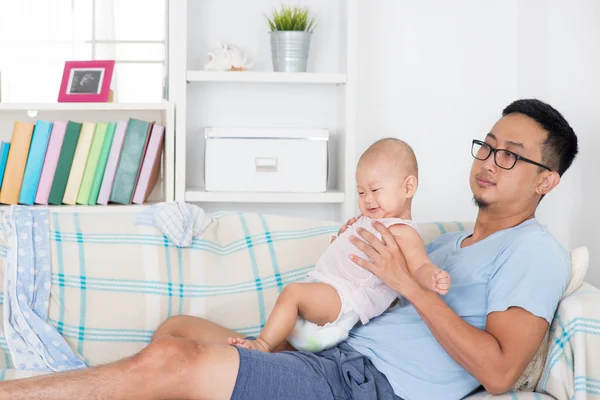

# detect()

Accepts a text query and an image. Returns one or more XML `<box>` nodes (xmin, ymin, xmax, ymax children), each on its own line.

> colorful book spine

<box><xmin>35</xmin><ymin>121</ymin><xmax>68</xmax><ymax>205</ymax></box>
<box><xmin>110</xmin><ymin>119</ymin><xmax>153</xmax><ymax>204</ymax></box>
<box><xmin>0</xmin><ymin>122</ymin><xmax>35</xmax><ymax>204</ymax></box>
<box><xmin>62</xmin><ymin>122</ymin><xmax>96</xmax><ymax>205</ymax></box>
<box><xmin>133</xmin><ymin>124</ymin><xmax>164</xmax><ymax>204</ymax></box>
<box><xmin>76</xmin><ymin>122</ymin><xmax>108</xmax><ymax>205</ymax></box>
<box><xmin>97</xmin><ymin>121</ymin><xmax>128</xmax><ymax>205</ymax></box>
<box><xmin>88</xmin><ymin>122</ymin><xmax>116</xmax><ymax>205</ymax></box>
<box><xmin>0</xmin><ymin>142</ymin><xmax>10</xmax><ymax>191</ymax></box>
<box><xmin>48</xmin><ymin>121</ymin><xmax>83</xmax><ymax>205</ymax></box>
<box><xmin>18</xmin><ymin>120</ymin><xmax>53</xmax><ymax>205</ymax></box>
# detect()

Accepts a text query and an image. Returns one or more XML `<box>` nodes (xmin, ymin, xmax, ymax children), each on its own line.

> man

<box><xmin>0</xmin><ymin>99</ymin><xmax>578</xmax><ymax>399</ymax></box>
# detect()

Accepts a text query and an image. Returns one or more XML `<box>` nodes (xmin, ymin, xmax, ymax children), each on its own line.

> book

<box><xmin>0</xmin><ymin>122</ymin><xmax>35</xmax><ymax>204</ymax></box>
<box><xmin>0</xmin><ymin>142</ymin><xmax>10</xmax><ymax>191</ymax></box>
<box><xmin>97</xmin><ymin>121</ymin><xmax>127</xmax><ymax>205</ymax></box>
<box><xmin>62</xmin><ymin>122</ymin><xmax>96</xmax><ymax>205</ymax></box>
<box><xmin>109</xmin><ymin>119</ymin><xmax>152</xmax><ymax>204</ymax></box>
<box><xmin>88</xmin><ymin>122</ymin><xmax>116</xmax><ymax>205</ymax></box>
<box><xmin>76</xmin><ymin>122</ymin><xmax>108</xmax><ymax>205</ymax></box>
<box><xmin>18</xmin><ymin>120</ymin><xmax>53</xmax><ymax>205</ymax></box>
<box><xmin>35</xmin><ymin>121</ymin><xmax>67</xmax><ymax>205</ymax></box>
<box><xmin>48</xmin><ymin>121</ymin><xmax>83</xmax><ymax>205</ymax></box>
<box><xmin>132</xmin><ymin>124</ymin><xmax>164</xmax><ymax>204</ymax></box>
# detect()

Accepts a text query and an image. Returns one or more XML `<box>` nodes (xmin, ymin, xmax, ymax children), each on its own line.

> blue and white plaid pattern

<box><xmin>0</xmin><ymin>211</ymin><xmax>596</xmax><ymax>400</ymax></box>
<box><xmin>2</xmin><ymin>206</ymin><xmax>85</xmax><ymax>373</ymax></box>
<box><xmin>536</xmin><ymin>283</ymin><xmax>600</xmax><ymax>399</ymax></box>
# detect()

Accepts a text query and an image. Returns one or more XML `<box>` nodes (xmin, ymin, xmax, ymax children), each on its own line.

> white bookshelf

<box><xmin>186</xmin><ymin>189</ymin><xmax>345</xmax><ymax>204</ymax></box>
<box><xmin>0</xmin><ymin>103</ymin><xmax>173</xmax><ymax>112</ymax></box>
<box><xmin>169</xmin><ymin>0</ymin><xmax>358</xmax><ymax>220</ymax></box>
<box><xmin>0</xmin><ymin>204</ymin><xmax>152</xmax><ymax>213</ymax></box>
<box><xmin>186</xmin><ymin>71</ymin><xmax>347</xmax><ymax>85</ymax></box>
<box><xmin>0</xmin><ymin>102</ymin><xmax>175</xmax><ymax>205</ymax></box>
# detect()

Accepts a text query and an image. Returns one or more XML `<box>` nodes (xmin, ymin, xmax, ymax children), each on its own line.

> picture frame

<box><xmin>58</xmin><ymin>60</ymin><xmax>115</xmax><ymax>102</ymax></box>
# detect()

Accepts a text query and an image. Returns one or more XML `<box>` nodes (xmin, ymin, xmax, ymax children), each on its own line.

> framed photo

<box><xmin>58</xmin><ymin>60</ymin><xmax>115</xmax><ymax>102</ymax></box>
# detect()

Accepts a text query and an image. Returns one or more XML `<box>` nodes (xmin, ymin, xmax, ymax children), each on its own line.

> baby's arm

<box><xmin>388</xmin><ymin>225</ymin><xmax>451</xmax><ymax>295</ymax></box>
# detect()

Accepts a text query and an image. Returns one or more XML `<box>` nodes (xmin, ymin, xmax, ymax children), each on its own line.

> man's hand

<box><xmin>348</xmin><ymin>221</ymin><xmax>422</xmax><ymax>297</ymax></box>
<box><xmin>331</xmin><ymin>215</ymin><xmax>360</xmax><ymax>243</ymax></box>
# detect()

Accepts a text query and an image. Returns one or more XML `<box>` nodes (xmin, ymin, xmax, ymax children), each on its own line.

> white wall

<box><xmin>357</xmin><ymin>0</ymin><xmax>519</xmax><ymax>222</ymax></box>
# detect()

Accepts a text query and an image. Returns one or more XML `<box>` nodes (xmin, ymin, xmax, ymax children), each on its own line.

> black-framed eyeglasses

<box><xmin>471</xmin><ymin>139</ymin><xmax>552</xmax><ymax>171</ymax></box>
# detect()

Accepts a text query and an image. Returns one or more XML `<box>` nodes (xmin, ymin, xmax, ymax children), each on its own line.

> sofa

<box><xmin>0</xmin><ymin>208</ymin><xmax>598</xmax><ymax>399</ymax></box>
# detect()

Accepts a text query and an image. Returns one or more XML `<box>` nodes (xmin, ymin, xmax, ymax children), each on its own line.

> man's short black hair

<box><xmin>502</xmin><ymin>99</ymin><xmax>578</xmax><ymax>176</ymax></box>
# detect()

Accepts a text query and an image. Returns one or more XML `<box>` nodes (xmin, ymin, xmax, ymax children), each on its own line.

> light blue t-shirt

<box><xmin>346</xmin><ymin>218</ymin><xmax>570</xmax><ymax>400</ymax></box>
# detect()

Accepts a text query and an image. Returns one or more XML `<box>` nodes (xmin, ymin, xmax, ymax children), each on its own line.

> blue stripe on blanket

<box><xmin>53</xmin><ymin>213</ymin><xmax>66</xmax><ymax>335</ymax></box>
<box><xmin>177</xmin><ymin>247</ymin><xmax>184</xmax><ymax>315</ymax></box>
<box><xmin>49</xmin><ymin>267</ymin><xmax>312</xmax><ymax>297</ymax></box>
<box><xmin>238</xmin><ymin>213</ymin><xmax>266</xmax><ymax>328</ymax></box>
<box><xmin>0</xmin><ymin>337</ymin><xmax>10</xmax><ymax>368</ymax></box>
<box><xmin>73</xmin><ymin>214</ymin><xmax>87</xmax><ymax>357</ymax></box>
<box><xmin>46</xmin><ymin>318</ymin><xmax>264</xmax><ymax>343</ymax></box>
<box><xmin>163</xmin><ymin>236</ymin><xmax>173</xmax><ymax>318</ymax></box>
<box><xmin>259</xmin><ymin>214</ymin><xmax>283</xmax><ymax>293</ymax></box>
<box><xmin>48</xmin><ymin>226</ymin><xmax>339</xmax><ymax>254</ymax></box>
<box><xmin>434</xmin><ymin>222</ymin><xmax>446</xmax><ymax>235</ymax></box>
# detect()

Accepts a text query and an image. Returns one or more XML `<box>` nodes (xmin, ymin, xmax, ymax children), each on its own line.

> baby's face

<box><xmin>356</xmin><ymin>160</ymin><xmax>411</xmax><ymax>219</ymax></box>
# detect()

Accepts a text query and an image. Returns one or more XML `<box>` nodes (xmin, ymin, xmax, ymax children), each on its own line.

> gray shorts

<box><xmin>231</xmin><ymin>342</ymin><xmax>400</xmax><ymax>400</ymax></box>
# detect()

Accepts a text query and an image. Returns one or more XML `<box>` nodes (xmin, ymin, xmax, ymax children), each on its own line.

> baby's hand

<box><xmin>432</xmin><ymin>269</ymin><xmax>451</xmax><ymax>295</ymax></box>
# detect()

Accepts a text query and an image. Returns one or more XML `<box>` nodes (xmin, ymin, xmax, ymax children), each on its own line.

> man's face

<box><xmin>469</xmin><ymin>113</ymin><xmax>549</xmax><ymax>211</ymax></box>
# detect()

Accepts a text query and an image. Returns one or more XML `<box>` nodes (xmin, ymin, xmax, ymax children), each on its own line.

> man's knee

<box><xmin>152</xmin><ymin>315</ymin><xmax>189</xmax><ymax>341</ymax></box>
<box><xmin>138</xmin><ymin>335</ymin><xmax>207</xmax><ymax>372</ymax></box>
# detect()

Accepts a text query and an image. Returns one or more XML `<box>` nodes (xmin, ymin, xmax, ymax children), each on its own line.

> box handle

<box><xmin>255</xmin><ymin>157</ymin><xmax>277</xmax><ymax>172</ymax></box>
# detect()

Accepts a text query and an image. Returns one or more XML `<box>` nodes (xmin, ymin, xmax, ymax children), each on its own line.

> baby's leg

<box><xmin>231</xmin><ymin>282</ymin><xmax>341</xmax><ymax>352</ymax></box>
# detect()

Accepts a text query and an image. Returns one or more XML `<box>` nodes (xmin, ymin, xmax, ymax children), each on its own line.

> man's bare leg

<box><xmin>0</xmin><ymin>336</ymin><xmax>240</xmax><ymax>400</ymax></box>
<box><xmin>152</xmin><ymin>314</ymin><xmax>244</xmax><ymax>344</ymax></box>
<box><xmin>153</xmin><ymin>314</ymin><xmax>296</xmax><ymax>351</ymax></box>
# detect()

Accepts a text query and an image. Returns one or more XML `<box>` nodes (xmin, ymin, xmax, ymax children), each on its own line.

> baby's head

<box><xmin>356</xmin><ymin>138</ymin><xmax>418</xmax><ymax>219</ymax></box>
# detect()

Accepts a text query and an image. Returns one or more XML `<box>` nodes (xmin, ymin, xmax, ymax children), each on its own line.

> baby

<box><xmin>229</xmin><ymin>138</ymin><xmax>451</xmax><ymax>353</ymax></box>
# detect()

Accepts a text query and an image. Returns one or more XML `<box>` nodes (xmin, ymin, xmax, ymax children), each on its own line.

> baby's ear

<box><xmin>404</xmin><ymin>175</ymin><xmax>418</xmax><ymax>198</ymax></box>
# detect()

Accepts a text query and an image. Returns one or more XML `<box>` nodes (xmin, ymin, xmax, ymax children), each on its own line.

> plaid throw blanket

<box><xmin>537</xmin><ymin>283</ymin><xmax>600</xmax><ymax>399</ymax></box>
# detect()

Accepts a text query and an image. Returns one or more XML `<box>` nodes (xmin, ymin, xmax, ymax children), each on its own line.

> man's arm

<box><xmin>406</xmin><ymin>286</ymin><xmax>548</xmax><ymax>394</ymax></box>
<box><xmin>350</xmin><ymin>223</ymin><xmax>549</xmax><ymax>394</ymax></box>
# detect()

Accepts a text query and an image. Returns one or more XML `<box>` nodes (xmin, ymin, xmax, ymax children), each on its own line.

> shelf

<box><xmin>186</xmin><ymin>71</ymin><xmax>347</xmax><ymax>85</ymax></box>
<box><xmin>0</xmin><ymin>204</ymin><xmax>156</xmax><ymax>213</ymax></box>
<box><xmin>0</xmin><ymin>102</ymin><xmax>173</xmax><ymax>112</ymax></box>
<box><xmin>185</xmin><ymin>189</ymin><xmax>345</xmax><ymax>203</ymax></box>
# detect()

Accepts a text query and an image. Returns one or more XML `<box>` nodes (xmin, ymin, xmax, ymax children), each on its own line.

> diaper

<box><xmin>287</xmin><ymin>296</ymin><xmax>360</xmax><ymax>353</ymax></box>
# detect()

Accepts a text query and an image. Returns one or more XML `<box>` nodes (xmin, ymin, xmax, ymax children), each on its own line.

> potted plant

<box><xmin>266</xmin><ymin>5</ymin><xmax>317</xmax><ymax>72</ymax></box>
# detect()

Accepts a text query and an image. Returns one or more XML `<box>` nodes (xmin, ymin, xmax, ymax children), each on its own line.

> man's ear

<box><xmin>537</xmin><ymin>171</ymin><xmax>561</xmax><ymax>196</ymax></box>
<box><xmin>404</xmin><ymin>175</ymin><xmax>418</xmax><ymax>198</ymax></box>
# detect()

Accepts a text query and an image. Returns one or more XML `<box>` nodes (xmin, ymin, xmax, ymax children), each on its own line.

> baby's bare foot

<box><xmin>228</xmin><ymin>337</ymin><xmax>245</xmax><ymax>346</ymax></box>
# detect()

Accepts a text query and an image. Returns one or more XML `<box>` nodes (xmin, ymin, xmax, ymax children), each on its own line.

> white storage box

<box><xmin>204</xmin><ymin>127</ymin><xmax>328</xmax><ymax>193</ymax></box>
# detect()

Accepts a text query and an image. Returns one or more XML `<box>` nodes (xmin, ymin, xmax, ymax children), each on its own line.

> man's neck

<box><xmin>464</xmin><ymin>207</ymin><xmax>535</xmax><ymax>247</ymax></box>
